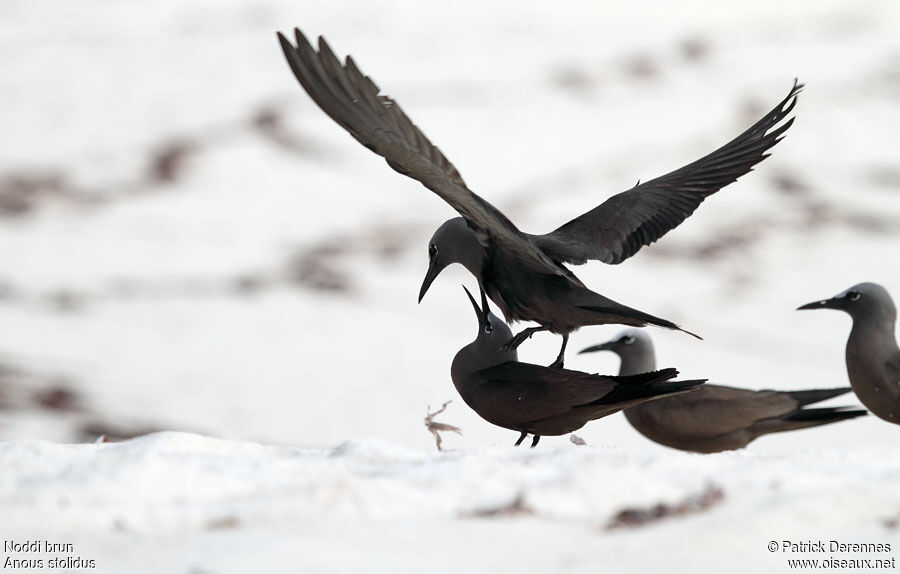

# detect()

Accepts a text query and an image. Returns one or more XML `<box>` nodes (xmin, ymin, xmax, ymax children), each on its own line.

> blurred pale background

<box><xmin>1</xmin><ymin>0</ymin><xmax>898</xmax><ymax>452</ymax></box>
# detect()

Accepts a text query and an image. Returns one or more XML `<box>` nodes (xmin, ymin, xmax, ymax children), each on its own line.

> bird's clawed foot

<box><xmin>500</xmin><ymin>327</ymin><xmax>546</xmax><ymax>353</ymax></box>
<box><xmin>531</xmin><ymin>435</ymin><xmax>541</xmax><ymax>448</ymax></box>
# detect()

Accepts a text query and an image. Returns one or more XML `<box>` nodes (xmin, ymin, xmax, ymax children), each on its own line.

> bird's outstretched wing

<box><xmin>534</xmin><ymin>79</ymin><xmax>803</xmax><ymax>265</ymax></box>
<box><xmin>278</xmin><ymin>29</ymin><xmax>564</xmax><ymax>276</ymax></box>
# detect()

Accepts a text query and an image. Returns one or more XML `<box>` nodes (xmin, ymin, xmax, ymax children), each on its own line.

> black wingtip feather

<box><xmin>538</xmin><ymin>79</ymin><xmax>803</xmax><ymax>267</ymax></box>
<box><xmin>784</xmin><ymin>407</ymin><xmax>867</xmax><ymax>423</ymax></box>
<box><xmin>786</xmin><ymin>387</ymin><xmax>853</xmax><ymax>406</ymax></box>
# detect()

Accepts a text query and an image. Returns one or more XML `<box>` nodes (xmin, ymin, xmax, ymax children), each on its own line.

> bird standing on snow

<box><xmin>277</xmin><ymin>29</ymin><xmax>801</xmax><ymax>367</ymax></box>
<box><xmin>450</xmin><ymin>287</ymin><xmax>705</xmax><ymax>447</ymax></box>
<box><xmin>580</xmin><ymin>329</ymin><xmax>867</xmax><ymax>452</ymax></box>
<box><xmin>798</xmin><ymin>282</ymin><xmax>900</xmax><ymax>425</ymax></box>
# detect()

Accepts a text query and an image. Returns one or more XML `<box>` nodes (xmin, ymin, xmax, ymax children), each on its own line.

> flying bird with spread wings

<box><xmin>277</xmin><ymin>29</ymin><xmax>801</xmax><ymax>366</ymax></box>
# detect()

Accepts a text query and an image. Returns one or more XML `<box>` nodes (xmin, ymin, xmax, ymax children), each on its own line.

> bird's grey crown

<box><xmin>429</xmin><ymin>217</ymin><xmax>484</xmax><ymax>277</ymax></box>
<box><xmin>840</xmin><ymin>282</ymin><xmax>896</xmax><ymax>325</ymax></box>
<box><xmin>607</xmin><ymin>329</ymin><xmax>656</xmax><ymax>375</ymax></box>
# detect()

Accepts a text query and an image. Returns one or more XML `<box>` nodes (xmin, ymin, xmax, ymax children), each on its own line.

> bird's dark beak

<box><xmin>418</xmin><ymin>258</ymin><xmax>442</xmax><ymax>304</ymax></box>
<box><xmin>479</xmin><ymin>286</ymin><xmax>490</xmax><ymax>318</ymax></box>
<box><xmin>797</xmin><ymin>297</ymin><xmax>842</xmax><ymax>311</ymax></box>
<box><xmin>462</xmin><ymin>285</ymin><xmax>486</xmax><ymax>327</ymax></box>
<box><xmin>578</xmin><ymin>341</ymin><xmax>614</xmax><ymax>354</ymax></box>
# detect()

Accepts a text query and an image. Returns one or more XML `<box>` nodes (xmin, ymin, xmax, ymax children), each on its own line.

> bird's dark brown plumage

<box><xmin>581</xmin><ymin>329</ymin><xmax>867</xmax><ymax>453</ymax></box>
<box><xmin>798</xmin><ymin>282</ymin><xmax>900</xmax><ymax>424</ymax></box>
<box><xmin>277</xmin><ymin>29</ymin><xmax>800</xmax><ymax>366</ymax></box>
<box><xmin>532</xmin><ymin>80</ymin><xmax>801</xmax><ymax>265</ymax></box>
<box><xmin>451</xmin><ymin>287</ymin><xmax>705</xmax><ymax>446</ymax></box>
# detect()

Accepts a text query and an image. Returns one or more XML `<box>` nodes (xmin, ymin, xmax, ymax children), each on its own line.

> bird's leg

<box><xmin>530</xmin><ymin>435</ymin><xmax>541</xmax><ymax>448</ymax></box>
<box><xmin>500</xmin><ymin>326</ymin><xmax>548</xmax><ymax>352</ymax></box>
<box><xmin>549</xmin><ymin>333</ymin><xmax>569</xmax><ymax>369</ymax></box>
<box><xmin>514</xmin><ymin>431</ymin><xmax>528</xmax><ymax>447</ymax></box>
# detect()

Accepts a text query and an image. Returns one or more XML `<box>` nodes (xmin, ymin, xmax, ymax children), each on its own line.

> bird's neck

<box><xmin>847</xmin><ymin>317</ymin><xmax>899</xmax><ymax>367</ymax></box>
<box><xmin>845</xmin><ymin>317</ymin><xmax>900</xmax><ymax>422</ymax></box>
<box><xmin>618</xmin><ymin>348</ymin><xmax>656</xmax><ymax>376</ymax></box>
<box><xmin>459</xmin><ymin>245</ymin><xmax>486</xmax><ymax>279</ymax></box>
<box><xmin>451</xmin><ymin>338</ymin><xmax>517</xmax><ymax>386</ymax></box>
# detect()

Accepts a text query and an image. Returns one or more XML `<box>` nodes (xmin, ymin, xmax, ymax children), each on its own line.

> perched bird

<box><xmin>798</xmin><ymin>282</ymin><xmax>900</xmax><ymax>425</ymax></box>
<box><xmin>580</xmin><ymin>329</ymin><xmax>867</xmax><ymax>452</ymax></box>
<box><xmin>451</xmin><ymin>287</ymin><xmax>706</xmax><ymax>447</ymax></box>
<box><xmin>277</xmin><ymin>29</ymin><xmax>801</xmax><ymax>366</ymax></box>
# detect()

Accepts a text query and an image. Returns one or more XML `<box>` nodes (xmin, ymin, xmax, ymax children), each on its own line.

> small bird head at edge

<box><xmin>419</xmin><ymin>218</ymin><xmax>483</xmax><ymax>303</ymax></box>
<box><xmin>797</xmin><ymin>282</ymin><xmax>897</xmax><ymax>322</ymax></box>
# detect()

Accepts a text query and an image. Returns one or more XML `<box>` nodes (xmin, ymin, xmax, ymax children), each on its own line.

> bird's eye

<box><xmin>847</xmin><ymin>291</ymin><xmax>861</xmax><ymax>302</ymax></box>
<box><xmin>428</xmin><ymin>244</ymin><xmax>438</xmax><ymax>258</ymax></box>
<box><xmin>484</xmin><ymin>322</ymin><xmax>493</xmax><ymax>334</ymax></box>
<box><xmin>622</xmin><ymin>335</ymin><xmax>636</xmax><ymax>345</ymax></box>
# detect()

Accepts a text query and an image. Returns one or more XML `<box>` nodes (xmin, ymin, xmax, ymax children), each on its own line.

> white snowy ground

<box><xmin>1</xmin><ymin>0</ymin><xmax>899</xmax><ymax>571</ymax></box>
<box><xmin>2</xmin><ymin>434</ymin><xmax>899</xmax><ymax>574</ymax></box>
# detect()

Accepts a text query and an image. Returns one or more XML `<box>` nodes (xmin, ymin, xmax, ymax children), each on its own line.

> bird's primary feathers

<box><xmin>278</xmin><ymin>28</ymin><xmax>800</xmax><ymax>272</ymax></box>
<box><xmin>278</xmin><ymin>29</ymin><xmax>800</xmax><ymax>365</ymax></box>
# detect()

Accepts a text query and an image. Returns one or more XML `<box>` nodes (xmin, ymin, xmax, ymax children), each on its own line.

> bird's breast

<box><xmin>483</xmin><ymin>263</ymin><xmax>550</xmax><ymax>325</ymax></box>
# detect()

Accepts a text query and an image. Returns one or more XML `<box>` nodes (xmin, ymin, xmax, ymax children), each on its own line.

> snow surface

<box><xmin>2</xmin><ymin>433</ymin><xmax>899</xmax><ymax>573</ymax></box>
<box><xmin>1</xmin><ymin>0</ymin><xmax>899</xmax><ymax>571</ymax></box>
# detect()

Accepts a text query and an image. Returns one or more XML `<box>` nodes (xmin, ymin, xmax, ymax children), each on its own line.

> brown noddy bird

<box><xmin>580</xmin><ymin>329</ymin><xmax>867</xmax><ymax>453</ymax></box>
<box><xmin>277</xmin><ymin>29</ymin><xmax>801</xmax><ymax>367</ymax></box>
<box><xmin>798</xmin><ymin>282</ymin><xmax>900</xmax><ymax>425</ymax></box>
<box><xmin>451</xmin><ymin>287</ymin><xmax>706</xmax><ymax>447</ymax></box>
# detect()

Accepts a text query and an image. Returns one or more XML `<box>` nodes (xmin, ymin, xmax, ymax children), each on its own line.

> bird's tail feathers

<box><xmin>783</xmin><ymin>406</ymin><xmax>868</xmax><ymax>424</ymax></box>
<box><xmin>753</xmin><ymin>406</ymin><xmax>867</xmax><ymax>437</ymax></box>
<box><xmin>601</xmin><ymin>369</ymin><xmax>706</xmax><ymax>404</ymax></box>
<box><xmin>576</xmin><ymin>303</ymin><xmax>702</xmax><ymax>340</ymax></box>
<box><xmin>785</xmin><ymin>387</ymin><xmax>853</xmax><ymax>407</ymax></box>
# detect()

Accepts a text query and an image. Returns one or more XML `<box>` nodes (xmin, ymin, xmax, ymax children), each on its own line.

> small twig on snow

<box><xmin>424</xmin><ymin>400</ymin><xmax>462</xmax><ymax>452</ymax></box>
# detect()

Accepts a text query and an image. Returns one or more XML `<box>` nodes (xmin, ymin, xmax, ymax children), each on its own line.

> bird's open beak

<box><xmin>462</xmin><ymin>285</ymin><xmax>486</xmax><ymax>327</ymax></box>
<box><xmin>578</xmin><ymin>341</ymin><xmax>614</xmax><ymax>354</ymax></box>
<box><xmin>479</xmin><ymin>286</ymin><xmax>490</xmax><ymax>318</ymax></box>
<box><xmin>418</xmin><ymin>259</ymin><xmax>441</xmax><ymax>303</ymax></box>
<box><xmin>797</xmin><ymin>297</ymin><xmax>842</xmax><ymax>311</ymax></box>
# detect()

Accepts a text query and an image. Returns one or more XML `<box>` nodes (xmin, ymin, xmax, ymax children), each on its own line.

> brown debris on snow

<box><xmin>462</xmin><ymin>494</ymin><xmax>533</xmax><ymax>519</ymax></box>
<box><xmin>146</xmin><ymin>138</ymin><xmax>197</xmax><ymax>185</ymax></box>
<box><xmin>33</xmin><ymin>383</ymin><xmax>82</xmax><ymax>412</ymax></box>
<box><xmin>606</xmin><ymin>483</ymin><xmax>725</xmax><ymax>530</ymax></box>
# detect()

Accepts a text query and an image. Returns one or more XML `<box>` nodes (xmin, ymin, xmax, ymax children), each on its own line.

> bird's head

<box><xmin>462</xmin><ymin>284</ymin><xmax>513</xmax><ymax>345</ymax></box>
<box><xmin>450</xmin><ymin>285</ymin><xmax>516</xmax><ymax>385</ymax></box>
<box><xmin>797</xmin><ymin>282</ymin><xmax>897</xmax><ymax>323</ymax></box>
<box><xmin>578</xmin><ymin>329</ymin><xmax>655</xmax><ymax>374</ymax></box>
<box><xmin>419</xmin><ymin>218</ymin><xmax>483</xmax><ymax>303</ymax></box>
<box><xmin>580</xmin><ymin>328</ymin><xmax>652</xmax><ymax>358</ymax></box>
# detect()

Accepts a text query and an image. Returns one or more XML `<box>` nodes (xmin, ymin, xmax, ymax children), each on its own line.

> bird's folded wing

<box><xmin>472</xmin><ymin>362</ymin><xmax>617</xmax><ymax>424</ymax></box>
<box><xmin>661</xmin><ymin>385</ymin><xmax>799</xmax><ymax>433</ymax></box>
<box><xmin>534</xmin><ymin>79</ymin><xmax>803</xmax><ymax>265</ymax></box>
<box><xmin>885</xmin><ymin>352</ymin><xmax>900</xmax><ymax>381</ymax></box>
<box><xmin>473</xmin><ymin>363</ymin><xmax>678</xmax><ymax>424</ymax></box>
<box><xmin>278</xmin><ymin>30</ymin><xmax>564</xmax><ymax>276</ymax></box>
